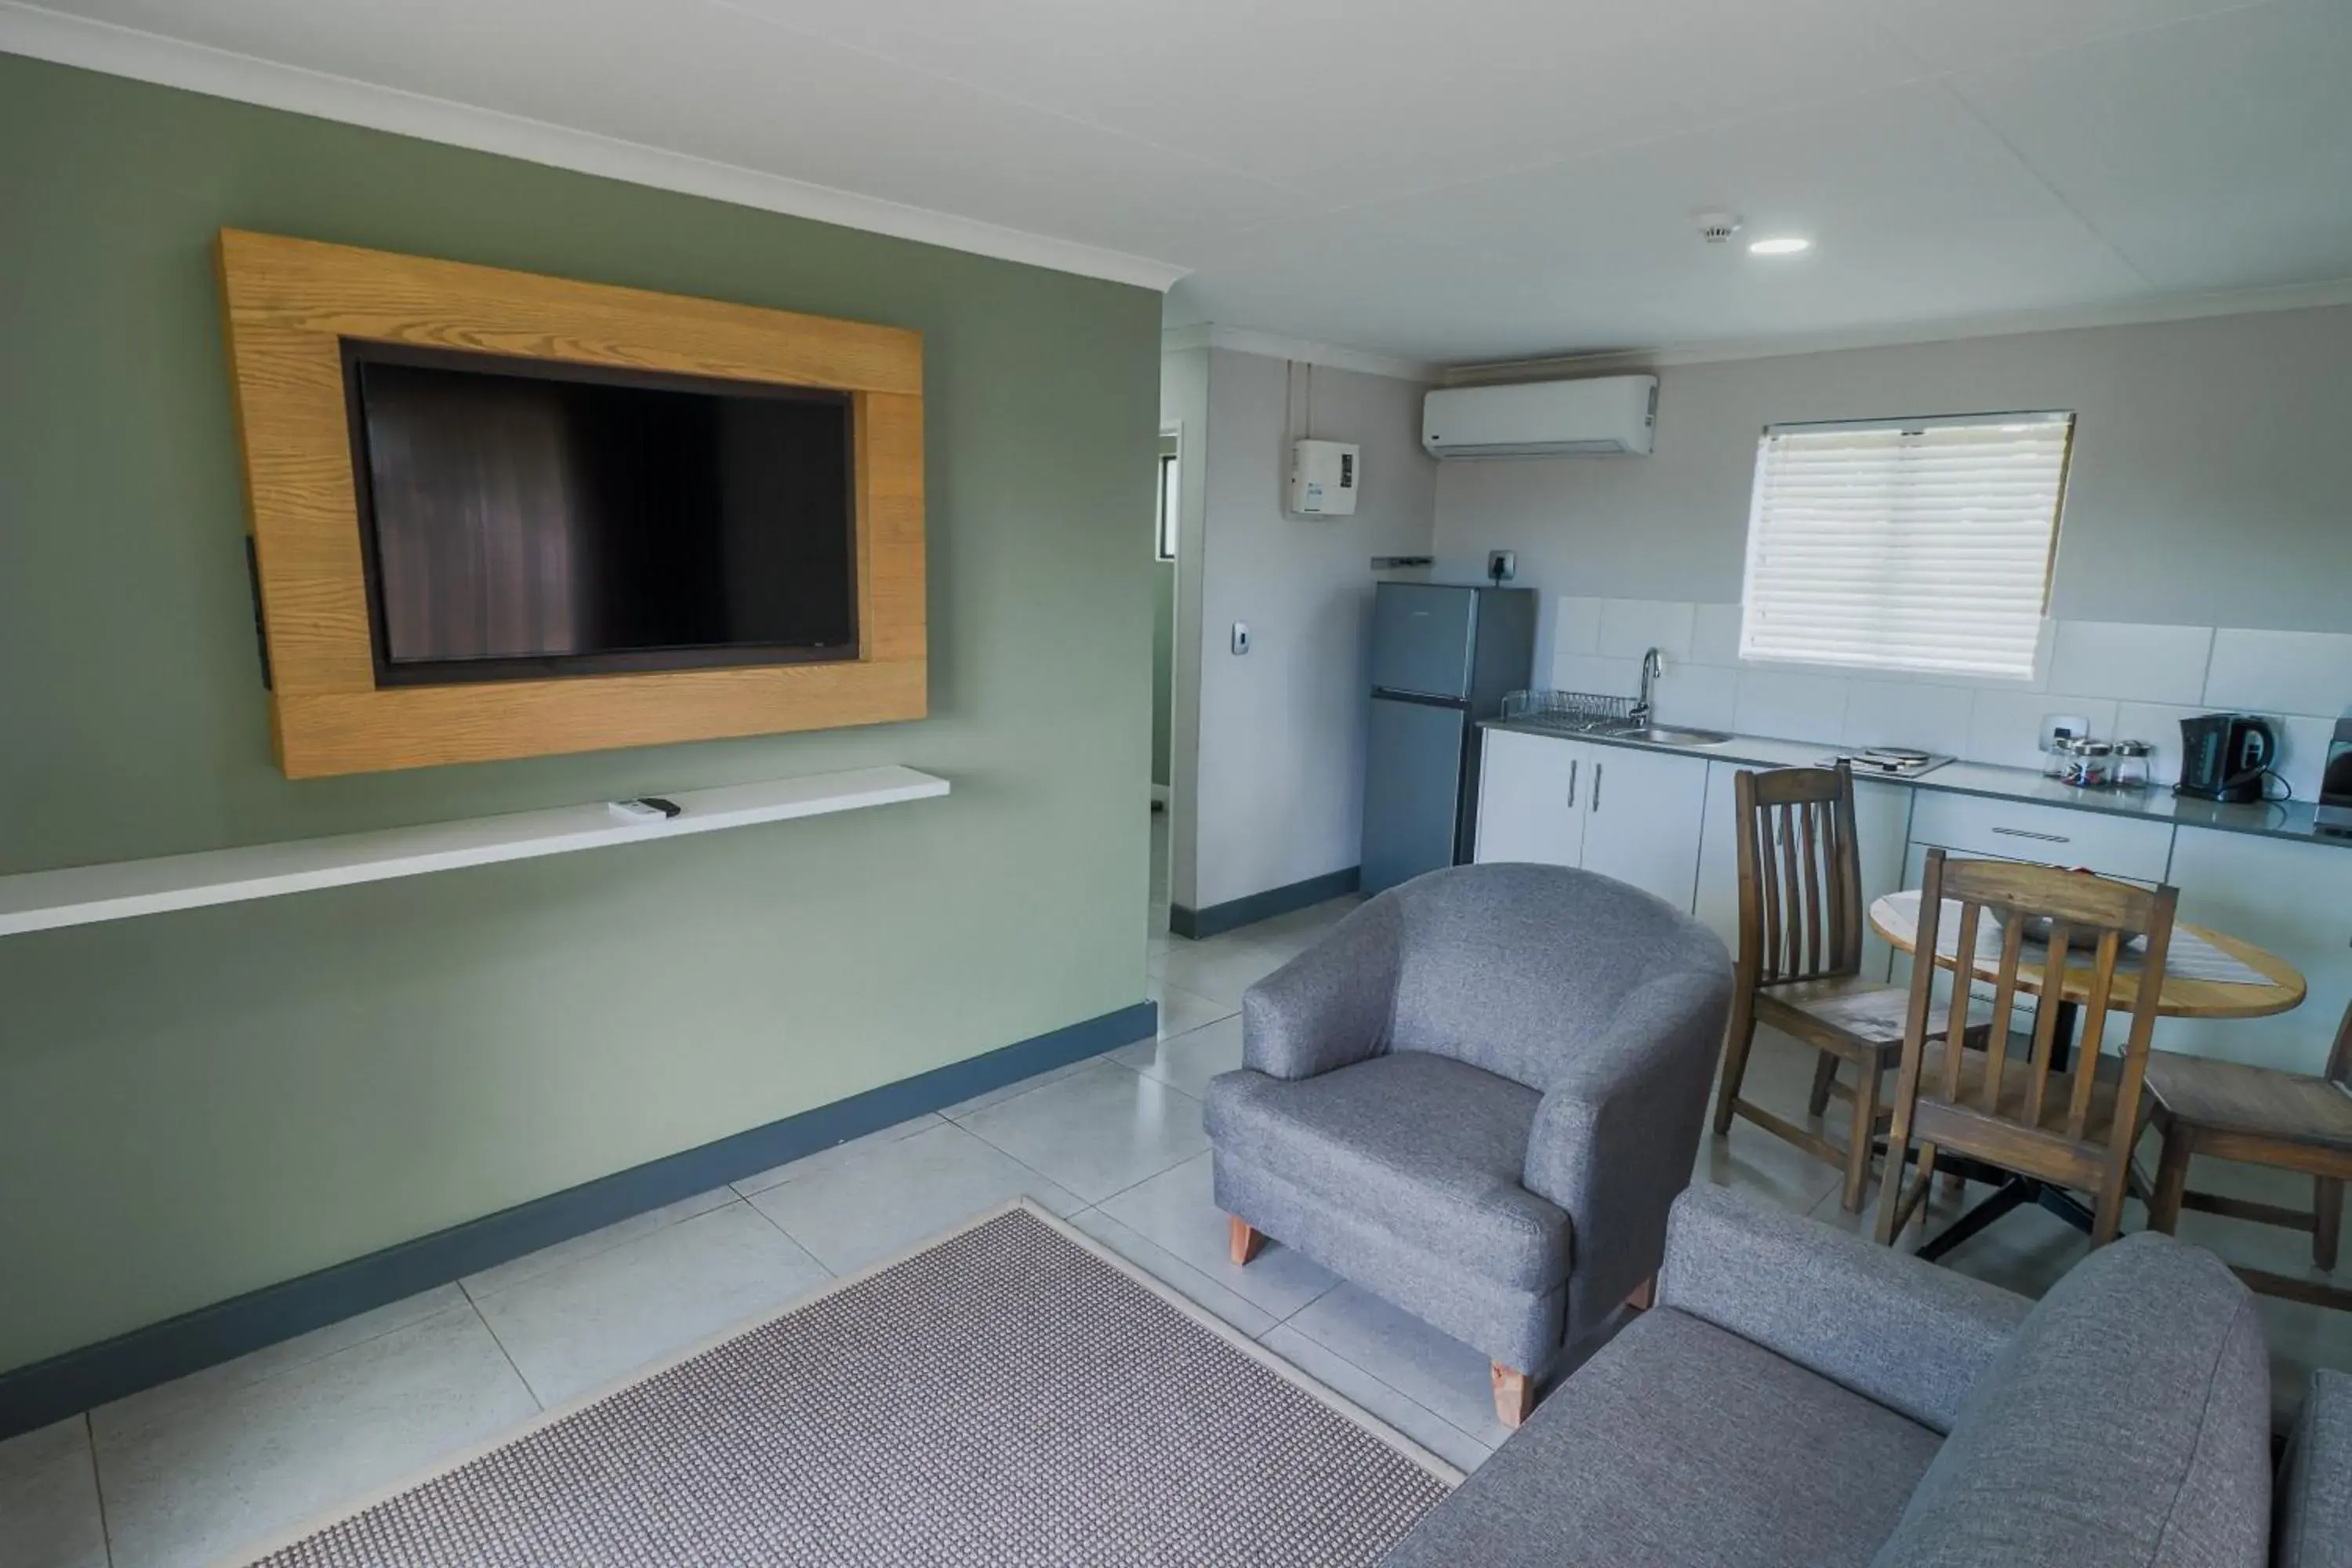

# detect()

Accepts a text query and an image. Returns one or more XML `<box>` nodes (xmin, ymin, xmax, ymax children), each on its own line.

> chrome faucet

<box><xmin>1634</xmin><ymin>646</ymin><xmax>1664</xmax><ymax>724</ymax></box>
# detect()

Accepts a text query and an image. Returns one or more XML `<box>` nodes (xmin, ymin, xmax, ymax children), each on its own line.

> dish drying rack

<box><xmin>1501</xmin><ymin>689</ymin><xmax>1639</xmax><ymax>732</ymax></box>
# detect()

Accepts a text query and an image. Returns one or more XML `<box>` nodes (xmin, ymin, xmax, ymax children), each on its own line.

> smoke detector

<box><xmin>1693</xmin><ymin>211</ymin><xmax>1744</xmax><ymax>245</ymax></box>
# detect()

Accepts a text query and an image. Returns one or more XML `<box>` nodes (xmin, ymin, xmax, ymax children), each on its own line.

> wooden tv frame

<box><xmin>216</xmin><ymin>230</ymin><xmax>925</xmax><ymax>779</ymax></box>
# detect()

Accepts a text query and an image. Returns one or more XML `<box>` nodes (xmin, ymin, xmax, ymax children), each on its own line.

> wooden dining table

<box><xmin>1864</xmin><ymin>889</ymin><xmax>2307</xmax><ymax>1259</ymax></box>
<box><xmin>1867</xmin><ymin>891</ymin><xmax>2307</xmax><ymax>1022</ymax></box>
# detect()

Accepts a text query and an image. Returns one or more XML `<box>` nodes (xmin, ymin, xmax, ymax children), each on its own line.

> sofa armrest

<box><xmin>1521</xmin><ymin>964</ymin><xmax>1730</xmax><ymax>1338</ymax></box>
<box><xmin>1240</xmin><ymin>896</ymin><xmax>1401</xmax><ymax>1080</ymax></box>
<box><xmin>1658</xmin><ymin>1185</ymin><xmax>2031</xmax><ymax>1434</ymax></box>
<box><xmin>2277</xmin><ymin>1370</ymin><xmax>2352</xmax><ymax>1568</ymax></box>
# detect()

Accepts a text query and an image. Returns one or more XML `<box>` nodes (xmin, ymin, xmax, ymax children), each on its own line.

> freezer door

<box><xmin>1362</xmin><ymin>697</ymin><xmax>1468</xmax><ymax>895</ymax></box>
<box><xmin>1370</xmin><ymin>583</ymin><xmax>1476</xmax><ymax>700</ymax></box>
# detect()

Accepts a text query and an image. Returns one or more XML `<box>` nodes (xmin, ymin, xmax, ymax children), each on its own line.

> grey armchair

<box><xmin>1201</xmin><ymin>863</ymin><xmax>1733</xmax><ymax>1426</ymax></box>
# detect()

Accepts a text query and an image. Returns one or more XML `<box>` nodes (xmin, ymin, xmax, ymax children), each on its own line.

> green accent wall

<box><xmin>0</xmin><ymin>54</ymin><xmax>1160</xmax><ymax>1375</ymax></box>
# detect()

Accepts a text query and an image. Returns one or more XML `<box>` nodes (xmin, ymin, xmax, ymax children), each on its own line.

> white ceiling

<box><xmin>10</xmin><ymin>0</ymin><xmax>2352</xmax><ymax>365</ymax></box>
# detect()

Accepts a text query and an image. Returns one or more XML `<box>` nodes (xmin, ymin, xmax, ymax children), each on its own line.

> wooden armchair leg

<box><xmin>1490</xmin><ymin>1363</ymin><xmax>1533</xmax><ymax>1428</ymax></box>
<box><xmin>1808</xmin><ymin>1052</ymin><xmax>1840</xmax><ymax>1118</ymax></box>
<box><xmin>2317</xmin><ymin>1178</ymin><xmax>2343</xmax><ymax>1272</ymax></box>
<box><xmin>2147</xmin><ymin>1129</ymin><xmax>2193</xmax><ymax>1235</ymax></box>
<box><xmin>1840</xmin><ymin>1062</ymin><xmax>1881</xmax><ymax>1214</ymax></box>
<box><xmin>1624</xmin><ymin>1272</ymin><xmax>1657</xmax><ymax>1311</ymax></box>
<box><xmin>1712</xmin><ymin>994</ymin><xmax>1759</xmax><ymax>1138</ymax></box>
<box><xmin>1227</xmin><ymin>1215</ymin><xmax>1263</xmax><ymax>1267</ymax></box>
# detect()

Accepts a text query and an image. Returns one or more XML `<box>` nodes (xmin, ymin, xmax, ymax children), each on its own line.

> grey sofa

<box><xmin>1387</xmin><ymin>1183</ymin><xmax>2351</xmax><ymax>1567</ymax></box>
<box><xmin>1201</xmin><ymin>864</ymin><xmax>1733</xmax><ymax>1419</ymax></box>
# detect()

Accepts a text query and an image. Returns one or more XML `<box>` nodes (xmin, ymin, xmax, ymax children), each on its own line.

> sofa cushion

<box><xmin>1381</xmin><ymin>1306</ymin><xmax>1943</xmax><ymax>1568</ymax></box>
<box><xmin>2277</xmin><ymin>1370</ymin><xmax>2352</xmax><ymax>1568</ymax></box>
<box><xmin>1661</xmin><ymin>1183</ymin><xmax>2031</xmax><ymax>1435</ymax></box>
<box><xmin>1201</xmin><ymin>1051</ymin><xmax>1567</xmax><ymax>1290</ymax></box>
<box><xmin>1872</xmin><ymin>1232</ymin><xmax>2270</xmax><ymax>1568</ymax></box>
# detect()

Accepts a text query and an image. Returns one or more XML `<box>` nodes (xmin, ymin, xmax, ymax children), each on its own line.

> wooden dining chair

<box><xmin>1713</xmin><ymin>764</ymin><xmax>1985</xmax><ymax>1212</ymax></box>
<box><xmin>1875</xmin><ymin>851</ymin><xmax>2177</xmax><ymax>1249</ymax></box>
<box><xmin>2143</xmin><ymin>997</ymin><xmax>2352</xmax><ymax>1311</ymax></box>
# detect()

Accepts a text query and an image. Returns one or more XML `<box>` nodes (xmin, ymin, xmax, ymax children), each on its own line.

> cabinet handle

<box><xmin>1592</xmin><ymin>763</ymin><xmax>1604</xmax><ymax>811</ymax></box>
<box><xmin>1991</xmin><ymin>826</ymin><xmax>2069</xmax><ymax>844</ymax></box>
<box><xmin>1565</xmin><ymin>760</ymin><xmax>1578</xmax><ymax>809</ymax></box>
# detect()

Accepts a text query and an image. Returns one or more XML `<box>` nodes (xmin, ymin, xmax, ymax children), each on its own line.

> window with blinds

<box><xmin>1737</xmin><ymin>412</ymin><xmax>2074</xmax><ymax>680</ymax></box>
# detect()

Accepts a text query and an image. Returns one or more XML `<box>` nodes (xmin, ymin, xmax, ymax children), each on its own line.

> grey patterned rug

<box><xmin>238</xmin><ymin>1203</ymin><xmax>1454</xmax><ymax>1566</ymax></box>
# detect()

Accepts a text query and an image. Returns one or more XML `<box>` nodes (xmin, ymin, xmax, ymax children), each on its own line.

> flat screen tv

<box><xmin>342</xmin><ymin>343</ymin><xmax>856</xmax><ymax>685</ymax></box>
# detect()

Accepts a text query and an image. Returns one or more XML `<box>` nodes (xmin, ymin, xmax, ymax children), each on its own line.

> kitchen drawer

<box><xmin>1907</xmin><ymin>791</ymin><xmax>2174</xmax><ymax>884</ymax></box>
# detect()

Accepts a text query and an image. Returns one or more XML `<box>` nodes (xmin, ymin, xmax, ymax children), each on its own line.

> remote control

<box><xmin>608</xmin><ymin>797</ymin><xmax>684</xmax><ymax>822</ymax></box>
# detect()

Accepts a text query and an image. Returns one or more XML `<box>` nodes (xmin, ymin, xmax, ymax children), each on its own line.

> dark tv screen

<box><xmin>344</xmin><ymin>343</ymin><xmax>856</xmax><ymax>684</ymax></box>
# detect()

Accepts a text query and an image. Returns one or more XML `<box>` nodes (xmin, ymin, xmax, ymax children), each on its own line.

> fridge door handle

<box><xmin>1592</xmin><ymin>762</ymin><xmax>1603</xmax><ymax>811</ymax></box>
<box><xmin>1565</xmin><ymin>760</ymin><xmax>1577</xmax><ymax>809</ymax></box>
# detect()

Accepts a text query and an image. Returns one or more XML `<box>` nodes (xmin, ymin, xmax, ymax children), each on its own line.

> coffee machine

<box><xmin>2318</xmin><ymin>719</ymin><xmax>2352</xmax><ymax>837</ymax></box>
<box><xmin>2176</xmin><ymin>713</ymin><xmax>2278</xmax><ymax>804</ymax></box>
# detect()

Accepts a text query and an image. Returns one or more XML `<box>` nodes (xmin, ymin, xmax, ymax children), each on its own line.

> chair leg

<box><xmin>1490</xmin><ymin>1363</ymin><xmax>1533</xmax><ymax>1428</ymax></box>
<box><xmin>1625</xmin><ymin>1272</ymin><xmax>1657</xmax><ymax>1311</ymax></box>
<box><xmin>1840</xmin><ymin>1060</ymin><xmax>1881</xmax><ymax>1214</ymax></box>
<box><xmin>1809</xmin><ymin>1052</ymin><xmax>1841</xmax><ymax>1119</ymax></box>
<box><xmin>1914</xmin><ymin>1145</ymin><xmax>1940</xmax><ymax>1232</ymax></box>
<box><xmin>2147</xmin><ymin>1128</ymin><xmax>2193</xmax><ymax>1236</ymax></box>
<box><xmin>2316</xmin><ymin>1178</ymin><xmax>2343</xmax><ymax>1271</ymax></box>
<box><xmin>1713</xmin><ymin>990</ymin><xmax>1759</xmax><ymax>1137</ymax></box>
<box><xmin>2091</xmin><ymin>1161</ymin><xmax>2132</xmax><ymax>1250</ymax></box>
<box><xmin>1227</xmin><ymin>1215</ymin><xmax>1263</xmax><ymax>1267</ymax></box>
<box><xmin>1875</xmin><ymin>1072</ymin><xmax>1921</xmax><ymax>1247</ymax></box>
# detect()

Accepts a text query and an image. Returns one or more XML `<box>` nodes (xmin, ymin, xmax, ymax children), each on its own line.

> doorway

<box><xmin>1151</xmin><ymin>428</ymin><xmax>1178</xmax><ymax>931</ymax></box>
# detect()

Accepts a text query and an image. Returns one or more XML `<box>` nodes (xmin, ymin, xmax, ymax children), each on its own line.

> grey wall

<box><xmin>0</xmin><ymin>54</ymin><xmax>1160</xmax><ymax>1375</ymax></box>
<box><xmin>1434</xmin><ymin>303</ymin><xmax>2352</xmax><ymax>681</ymax></box>
<box><xmin>1185</xmin><ymin>350</ymin><xmax>1438</xmax><ymax>910</ymax></box>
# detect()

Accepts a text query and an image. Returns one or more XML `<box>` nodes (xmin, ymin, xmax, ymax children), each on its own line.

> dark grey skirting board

<box><xmin>0</xmin><ymin>1000</ymin><xmax>1156</xmax><ymax>1441</ymax></box>
<box><xmin>1170</xmin><ymin>866</ymin><xmax>1360</xmax><ymax>940</ymax></box>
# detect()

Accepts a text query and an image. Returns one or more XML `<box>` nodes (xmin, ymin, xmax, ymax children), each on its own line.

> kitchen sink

<box><xmin>1606</xmin><ymin>724</ymin><xmax>1733</xmax><ymax>747</ymax></box>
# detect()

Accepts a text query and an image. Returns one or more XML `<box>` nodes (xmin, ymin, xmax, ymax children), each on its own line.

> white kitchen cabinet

<box><xmin>1475</xmin><ymin>729</ymin><xmax>1586</xmax><ymax>868</ymax></box>
<box><xmin>1475</xmin><ymin>729</ymin><xmax>1710</xmax><ymax>911</ymax></box>
<box><xmin>1697</xmin><ymin>763</ymin><xmax>1914</xmax><ymax>978</ymax></box>
<box><xmin>1579</xmin><ymin>744</ymin><xmax>1711</xmax><ymax>909</ymax></box>
<box><xmin>2153</xmin><ymin>827</ymin><xmax>2352</xmax><ymax>1073</ymax></box>
<box><xmin>1907</xmin><ymin>791</ymin><xmax>2173</xmax><ymax>885</ymax></box>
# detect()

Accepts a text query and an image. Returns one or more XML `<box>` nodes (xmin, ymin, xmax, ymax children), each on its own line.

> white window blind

<box><xmin>1737</xmin><ymin>412</ymin><xmax>2073</xmax><ymax>680</ymax></box>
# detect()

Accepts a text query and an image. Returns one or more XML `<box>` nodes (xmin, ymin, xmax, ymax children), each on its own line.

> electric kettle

<box><xmin>2176</xmin><ymin>713</ymin><xmax>2278</xmax><ymax>803</ymax></box>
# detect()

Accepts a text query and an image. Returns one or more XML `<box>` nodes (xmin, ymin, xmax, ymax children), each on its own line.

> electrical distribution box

<box><xmin>1288</xmin><ymin>439</ymin><xmax>1360</xmax><ymax>517</ymax></box>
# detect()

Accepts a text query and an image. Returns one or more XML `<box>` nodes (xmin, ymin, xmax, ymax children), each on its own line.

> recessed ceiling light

<box><xmin>1748</xmin><ymin>236</ymin><xmax>1811</xmax><ymax>256</ymax></box>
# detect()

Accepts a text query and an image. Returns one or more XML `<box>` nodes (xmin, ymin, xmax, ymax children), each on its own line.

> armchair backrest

<box><xmin>1385</xmin><ymin>863</ymin><xmax>1730</xmax><ymax>1089</ymax></box>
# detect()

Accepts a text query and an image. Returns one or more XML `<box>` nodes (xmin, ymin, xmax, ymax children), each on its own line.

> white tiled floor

<box><xmin>7</xmin><ymin>817</ymin><xmax>2347</xmax><ymax>1566</ymax></box>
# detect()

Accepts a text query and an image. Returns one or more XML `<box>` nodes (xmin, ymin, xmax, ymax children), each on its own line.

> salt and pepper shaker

<box><xmin>2058</xmin><ymin>738</ymin><xmax>2112</xmax><ymax>789</ymax></box>
<box><xmin>2109</xmin><ymin>739</ymin><xmax>2154</xmax><ymax>791</ymax></box>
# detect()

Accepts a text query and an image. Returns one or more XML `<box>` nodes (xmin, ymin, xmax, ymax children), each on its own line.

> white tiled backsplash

<box><xmin>1551</xmin><ymin>598</ymin><xmax>2352</xmax><ymax>800</ymax></box>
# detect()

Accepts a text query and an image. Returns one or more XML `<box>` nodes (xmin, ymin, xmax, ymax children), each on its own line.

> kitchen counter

<box><xmin>1478</xmin><ymin>718</ymin><xmax>2346</xmax><ymax>851</ymax></box>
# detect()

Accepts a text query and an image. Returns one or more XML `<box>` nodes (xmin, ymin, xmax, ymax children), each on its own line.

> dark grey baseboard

<box><xmin>0</xmin><ymin>1000</ymin><xmax>1156</xmax><ymax>1442</ymax></box>
<box><xmin>1170</xmin><ymin>866</ymin><xmax>1359</xmax><ymax>940</ymax></box>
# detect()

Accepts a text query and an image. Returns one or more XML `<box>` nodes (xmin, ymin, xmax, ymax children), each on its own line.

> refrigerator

<box><xmin>1360</xmin><ymin>582</ymin><xmax>1537</xmax><ymax>895</ymax></box>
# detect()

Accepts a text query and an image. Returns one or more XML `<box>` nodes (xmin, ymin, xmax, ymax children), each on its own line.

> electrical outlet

<box><xmin>1231</xmin><ymin>622</ymin><xmax>1250</xmax><ymax>655</ymax></box>
<box><xmin>1486</xmin><ymin>550</ymin><xmax>1516</xmax><ymax>583</ymax></box>
<box><xmin>2040</xmin><ymin>713</ymin><xmax>2090</xmax><ymax>752</ymax></box>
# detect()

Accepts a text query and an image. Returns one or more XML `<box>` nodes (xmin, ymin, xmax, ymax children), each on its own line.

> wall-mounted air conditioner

<box><xmin>1421</xmin><ymin>376</ymin><xmax>1658</xmax><ymax>459</ymax></box>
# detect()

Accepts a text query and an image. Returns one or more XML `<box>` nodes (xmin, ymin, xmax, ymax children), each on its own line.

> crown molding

<box><xmin>0</xmin><ymin>1</ymin><xmax>1189</xmax><ymax>292</ymax></box>
<box><xmin>1163</xmin><ymin>323</ymin><xmax>1437</xmax><ymax>383</ymax></box>
<box><xmin>1439</xmin><ymin>276</ymin><xmax>2352</xmax><ymax>383</ymax></box>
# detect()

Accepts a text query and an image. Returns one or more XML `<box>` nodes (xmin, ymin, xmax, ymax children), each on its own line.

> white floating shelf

<box><xmin>0</xmin><ymin>765</ymin><xmax>949</xmax><ymax>938</ymax></box>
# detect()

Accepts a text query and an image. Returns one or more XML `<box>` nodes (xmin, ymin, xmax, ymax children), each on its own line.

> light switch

<box><xmin>1231</xmin><ymin>622</ymin><xmax>1250</xmax><ymax>655</ymax></box>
